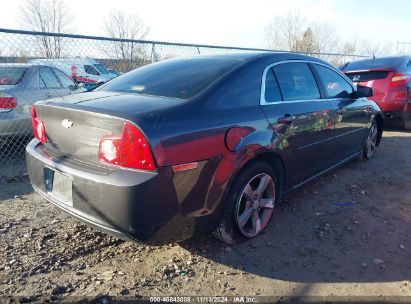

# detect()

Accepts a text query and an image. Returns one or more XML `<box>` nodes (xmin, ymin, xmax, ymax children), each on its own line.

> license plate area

<box><xmin>44</xmin><ymin>167</ymin><xmax>73</xmax><ymax>207</ymax></box>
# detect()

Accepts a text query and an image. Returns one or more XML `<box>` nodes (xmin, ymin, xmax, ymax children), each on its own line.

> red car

<box><xmin>341</xmin><ymin>56</ymin><xmax>411</xmax><ymax>129</ymax></box>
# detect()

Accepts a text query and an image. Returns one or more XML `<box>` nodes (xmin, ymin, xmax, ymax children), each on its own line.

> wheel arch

<box><xmin>236</xmin><ymin>151</ymin><xmax>286</xmax><ymax>200</ymax></box>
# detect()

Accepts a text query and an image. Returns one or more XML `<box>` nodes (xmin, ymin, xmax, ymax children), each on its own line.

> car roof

<box><xmin>0</xmin><ymin>63</ymin><xmax>33</xmax><ymax>68</ymax></box>
<box><xmin>171</xmin><ymin>51</ymin><xmax>328</xmax><ymax>64</ymax></box>
<box><xmin>29</xmin><ymin>58</ymin><xmax>98</xmax><ymax>64</ymax></box>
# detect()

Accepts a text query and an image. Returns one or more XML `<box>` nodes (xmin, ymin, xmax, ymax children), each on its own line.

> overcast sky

<box><xmin>0</xmin><ymin>0</ymin><xmax>409</xmax><ymax>49</ymax></box>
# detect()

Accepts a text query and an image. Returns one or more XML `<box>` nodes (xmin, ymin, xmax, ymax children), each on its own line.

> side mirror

<box><xmin>354</xmin><ymin>85</ymin><xmax>373</xmax><ymax>98</ymax></box>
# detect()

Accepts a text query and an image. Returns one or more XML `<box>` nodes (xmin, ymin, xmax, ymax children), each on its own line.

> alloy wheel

<box><xmin>234</xmin><ymin>173</ymin><xmax>276</xmax><ymax>237</ymax></box>
<box><xmin>366</xmin><ymin>123</ymin><xmax>378</xmax><ymax>159</ymax></box>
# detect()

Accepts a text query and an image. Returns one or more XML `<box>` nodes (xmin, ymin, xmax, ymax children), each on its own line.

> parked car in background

<box><xmin>26</xmin><ymin>53</ymin><xmax>383</xmax><ymax>245</ymax></box>
<box><xmin>340</xmin><ymin>56</ymin><xmax>411</xmax><ymax>129</ymax></box>
<box><xmin>108</xmin><ymin>69</ymin><xmax>122</xmax><ymax>77</ymax></box>
<box><xmin>28</xmin><ymin>58</ymin><xmax>118</xmax><ymax>91</ymax></box>
<box><xmin>0</xmin><ymin>63</ymin><xmax>85</xmax><ymax>140</ymax></box>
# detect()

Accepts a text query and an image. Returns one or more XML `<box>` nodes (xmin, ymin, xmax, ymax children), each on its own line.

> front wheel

<box><xmin>361</xmin><ymin>122</ymin><xmax>378</xmax><ymax>160</ymax></box>
<box><xmin>212</xmin><ymin>161</ymin><xmax>280</xmax><ymax>245</ymax></box>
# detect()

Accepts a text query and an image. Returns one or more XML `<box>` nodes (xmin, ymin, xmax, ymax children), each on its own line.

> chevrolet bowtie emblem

<box><xmin>61</xmin><ymin>119</ymin><xmax>74</xmax><ymax>129</ymax></box>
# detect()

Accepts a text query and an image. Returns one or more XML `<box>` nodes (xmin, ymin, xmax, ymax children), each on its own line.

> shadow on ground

<box><xmin>179</xmin><ymin>132</ymin><xmax>411</xmax><ymax>284</ymax></box>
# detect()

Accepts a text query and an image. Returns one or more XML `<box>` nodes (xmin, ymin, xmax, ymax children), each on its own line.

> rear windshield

<box><xmin>345</xmin><ymin>71</ymin><xmax>389</xmax><ymax>82</ymax></box>
<box><xmin>93</xmin><ymin>64</ymin><xmax>109</xmax><ymax>75</ymax></box>
<box><xmin>342</xmin><ymin>57</ymin><xmax>404</xmax><ymax>71</ymax></box>
<box><xmin>99</xmin><ymin>58</ymin><xmax>242</xmax><ymax>99</ymax></box>
<box><xmin>0</xmin><ymin>67</ymin><xmax>27</xmax><ymax>85</ymax></box>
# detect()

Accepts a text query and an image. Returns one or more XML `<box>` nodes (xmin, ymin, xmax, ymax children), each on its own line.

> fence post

<box><xmin>151</xmin><ymin>43</ymin><xmax>156</xmax><ymax>63</ymax></box>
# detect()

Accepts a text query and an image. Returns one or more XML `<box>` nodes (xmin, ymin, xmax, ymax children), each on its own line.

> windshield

<box><xmin>99</xmin><ymin>57</ymin><xmax>242</xmax><ymax>99</ymax></box>
<box><xmin>0</xmin><ymin>67</ymin><xmax>27</xmax><ymax>85</ymax></box>
<box><xmin>93</xmin><ymin>64</ymin><xmax>110</xmax><ymax>75</ymax></box>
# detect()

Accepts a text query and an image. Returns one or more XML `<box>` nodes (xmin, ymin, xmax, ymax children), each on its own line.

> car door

<box><xmin>312</xmin><ymin>63</ymin><xmax>370</xmax><ymax>160</ymax></box>
<box><xmin>39</xmin><ymin>67</ymin><xmax>67</xmax><ymax>99</ymax></box>
<box><xmin>260</xmin><ymin>61</ymin><xmax>335</xmax><ymax>187</ymax></box>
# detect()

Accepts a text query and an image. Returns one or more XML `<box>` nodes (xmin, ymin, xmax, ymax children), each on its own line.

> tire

<box><xmin>359</xmin><ymin>120</ymin><xmax>378</xmax><ymax>161</ymax></box>
<box><xmin>212</xmin><ymin>161</ymin><xmax>281</xmax><ymax>245</ymax></box>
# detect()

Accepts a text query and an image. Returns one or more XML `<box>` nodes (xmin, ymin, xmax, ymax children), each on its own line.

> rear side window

<box><xmin>40</xmin><ymin>68</ymin><xmax>61</xmax><ymax>88</ymax></box>
<box><xmin>99</xmin><ymin>58</ymin><xmax>242</xmax><ymax>99</ymax></box>
<box><xmin>314</xmin><ymin>64</ymin><xmax>354</xmax><ymax>98</ymax></box>
<box><xmin>273</xmin><ymin>63</ymin><xmax>320</xmax><ymax>101</ymax></box>
<box><xmin>0</xmin><ymin>67</ymin><xmax>27</xmax><ymax>85</ymax></box>
<box><xmin>264</xmin><ymin>68</ymin><xmax>282</xmax><ymax>102</ymax></box>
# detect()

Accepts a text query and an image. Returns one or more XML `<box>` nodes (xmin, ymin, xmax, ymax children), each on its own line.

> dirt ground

<box><xmin>0</xmin><ymin>130</ymin><xmax>410</xmax><ymax>303</ymax></box>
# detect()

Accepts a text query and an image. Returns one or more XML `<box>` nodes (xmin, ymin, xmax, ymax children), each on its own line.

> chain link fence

<box><xmin>0</xmin><ymin>28</ymin><xmax>368</xmax><ymax>179</ymax></box>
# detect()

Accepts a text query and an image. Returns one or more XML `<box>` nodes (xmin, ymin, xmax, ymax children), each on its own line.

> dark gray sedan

<box><xmin>26</xmin><ymin>52</ymin><xmax>383</xmax><ymax>245</ymax></box>
<box><xmin>0</xmin><ymin>64</ymin><xmax>84</xmax><ymax>139</ymax></box>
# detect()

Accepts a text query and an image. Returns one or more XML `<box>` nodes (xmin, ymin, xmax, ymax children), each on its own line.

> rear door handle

<box><xmin>278</xmin><ymin>114</ymin><xmax>296</xmax><ymax>124</ymax></box>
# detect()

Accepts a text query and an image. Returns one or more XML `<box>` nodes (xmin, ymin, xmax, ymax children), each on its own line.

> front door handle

<box><xmin>336</xmin><ymin>108</ymin><xmax>344</xmax><ymax>115</ymax></box>
<box><xmin>45</xmin><ymin>92</ymin><xmax>52</xmax><ymax>98</ymax></box>
<box><xmin>278</xmin><ymin>114</ymin><xmax>296</xmax><ymax>124</ymax></box>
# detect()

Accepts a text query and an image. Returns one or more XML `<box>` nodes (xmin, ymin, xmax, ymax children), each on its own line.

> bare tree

<box><xmin>265</xmin><ymin>11</ymin><xmax>306</xmax><ymax>51</ymax></box>
<box><xmin>104</xmin><ymin>10</ymin><xmax>149</xmax><ymax>72</ymax></box>
<box><xmin>264</xmin><ymin>11</ymin><xmax>338</xmax><ymax>55</ymax></box>
<box><xmin>20</xmin><ymin>0</ymin><xmax>72</xmax><ymax>58</ymax></box>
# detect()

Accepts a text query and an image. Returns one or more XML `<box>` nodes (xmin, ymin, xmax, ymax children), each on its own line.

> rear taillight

<box><xmin>0</xmin><ymin>94</ymin><xmax>17</xmax><ymax>113</ymax></box>
<box><xmin>389</xmin><ymin>73</ymin><xmax>410</xmax><ymax>87</ymax></box>
<box><xmin>98</xmin><ymin>122</ymin><xmax>156</xmax><ymax>171</ymax></box>
<box><xmin>31</xmin><ymin>106</ymin><xmax>47</xmax><ymax>143</ymax></box>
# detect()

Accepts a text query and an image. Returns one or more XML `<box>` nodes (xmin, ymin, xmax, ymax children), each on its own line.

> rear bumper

<box><xmin>32</xmin><ymin>184</ymin><xmax>138</xmax><ymax>242</ymax></box>
<box><xmin>26</xmin><ymin>139</ymin><xmax>199</xmax><ymax>244</ymax></box>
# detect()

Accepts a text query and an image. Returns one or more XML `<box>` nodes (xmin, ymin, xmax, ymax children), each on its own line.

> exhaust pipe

<box><xmin>384</xmin><ymin>113</ymin><xmax>394</xmax><ymax>119</ymax></box>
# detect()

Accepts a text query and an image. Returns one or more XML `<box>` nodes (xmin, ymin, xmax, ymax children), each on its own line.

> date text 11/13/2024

<box><xmin>149</xmin><ymin>296</ymin><xmax>257</xmax><ymax>303</ymax></box>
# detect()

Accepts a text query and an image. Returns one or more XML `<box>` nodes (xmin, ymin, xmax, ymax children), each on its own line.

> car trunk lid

<box><xmin>345</xmin><ymin>69</ymin><xmax>394</xmax><ymax>103</ymax></box>
<box><xmin>34</xmin><ymin>91</ymin><xmax>185</xmax><ymax>167</ymax></box>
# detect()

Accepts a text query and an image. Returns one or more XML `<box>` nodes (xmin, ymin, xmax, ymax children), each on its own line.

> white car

<box><xmin>28</xmin><ymin>58</ymin><xmax>118</xmax><ymax>89</ymax></box>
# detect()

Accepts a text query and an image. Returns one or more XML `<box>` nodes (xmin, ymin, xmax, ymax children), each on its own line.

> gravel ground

<box><xmin>0</xmin><ymin>130</ymin><xmax>410</xmax><ymax>303</ymax></box>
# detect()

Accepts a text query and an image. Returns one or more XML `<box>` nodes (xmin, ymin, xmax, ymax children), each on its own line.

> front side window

<box><xmin>40</xmin><ymin>68</ymin><xmax>61</xmax><ymax>88</ymax></box>
<box><xmin>84</xmin><ymin>65</ymin><xmax>100</xmax><ymax>75</ymax></box>
<box><xmin>273</xmin><ymin>63</ymin><xmax>321</xmax><ymax>101</ymax></box>
<box><xmin>93</xmin><ymin>64</ymin><xmax>109</xmax><ymax>75</ymax></box>
<box><xmin>314</xmin><ymin>64</ymin><xmax>354</xmax><ymax>98</ymax></box>
<box><xmin>405</xmin><ymin>59</ymin><xmax>411</xmax><ymax>72</ymax></box>
<box><xmin>53</xmin><ymin>68</ymin><xmax>75</xmax><ymax>89</ymax></box>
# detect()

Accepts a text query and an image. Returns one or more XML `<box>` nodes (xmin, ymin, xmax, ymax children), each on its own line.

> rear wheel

<box><xmin>212</xmin><ymin>161</ymin><xmax>280</xmax><ymax>245</ymax></box>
